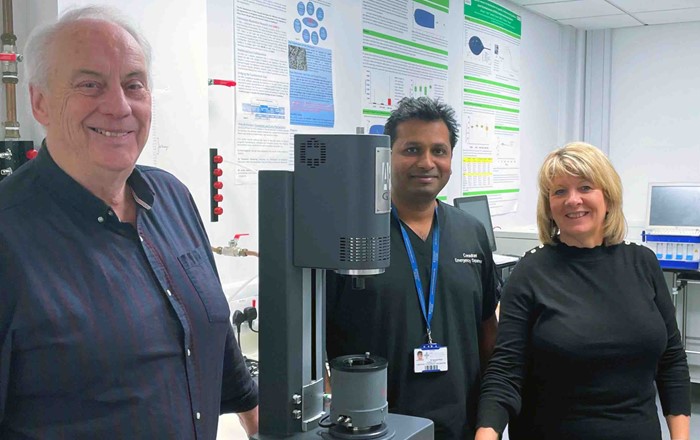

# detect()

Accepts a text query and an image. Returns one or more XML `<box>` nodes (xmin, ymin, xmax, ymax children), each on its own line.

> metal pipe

<box><xmin>682</xmin><ymin>281</ymin><xmax>688</xmax><ymax>350</ymax></box>
<box><xmin>680</xmin><ymin>278</ymin><xmax>700</xmax><ymax>285</ymax></box>
<box><xmin>1</xmin><ymin>0</ymin><xmax>19</xmax><ymax>138</ymax></box>
<box><xmin>5</xmin><ymin>81</ymin><xmax>15</xmax><ymax>123</ymax></box>
<box><xmin>2</xmin><ymin>0</ymin><xmax>12</xmax><ymax>34</ymax></box>
<box><xmin>672</xmin><ymin>272</ymin><xmax>678</xmax><ymax>309</ymax></box>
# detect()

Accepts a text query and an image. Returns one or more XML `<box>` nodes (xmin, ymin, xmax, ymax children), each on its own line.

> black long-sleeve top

<box><xmin>477</xmin><ymin>240</ymin><xmax>690</xmax><ymax>440</ymax></box>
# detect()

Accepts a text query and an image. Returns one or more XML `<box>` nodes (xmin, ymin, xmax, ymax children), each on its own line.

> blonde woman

<box><xmin>475</xmin><ymin>142</ymin><xmax>690</xmax><ymax>440</ymax></box>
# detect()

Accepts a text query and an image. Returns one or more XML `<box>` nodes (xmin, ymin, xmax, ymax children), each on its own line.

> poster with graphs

<box><xmin>463</xmin><ymin>0</ymin><xmax>521</xmax><ymax>215</ymax></box>
<box><xmin>361</xmin><ymin>0</ymin><xmax>449</xmax><ymax>135</ymax></box>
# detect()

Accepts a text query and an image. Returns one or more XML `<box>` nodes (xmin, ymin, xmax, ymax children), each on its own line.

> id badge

<box><xmin>414</xmin><ymin>343</ymin><xmax>448</xmax><ymax>373</ymax></box>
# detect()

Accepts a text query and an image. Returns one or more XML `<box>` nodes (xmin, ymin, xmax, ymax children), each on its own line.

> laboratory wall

<box><xmin>1</xmin><ymin>0</ymin><xmax>580</xmax><ymax>301</ymax></box>
<box><xmin>607</xmin><ymin>22</ymin><xmax>700</xmax><ymax>376</ymax></box>
<box><xmin>205</xmin><ymin>0</ymin><xmax>583</xmax><ymax>296</ymax></box>
<box><xmin>609</xmin><ymin>21</ymin><xmax>700</xmax><ymax>239</ymax></box>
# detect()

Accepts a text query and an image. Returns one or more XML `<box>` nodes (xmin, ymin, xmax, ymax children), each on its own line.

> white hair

<box><xmin>24</xmin><ymin>5</ymin><xmax>153</xmax><ymax>90</ymax></box>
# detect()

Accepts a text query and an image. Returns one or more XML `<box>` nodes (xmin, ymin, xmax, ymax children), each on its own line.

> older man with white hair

<box><xmin>0</xmin><ymin>6</ymin><xmax>258</xmax><ymax>439</ymax></box>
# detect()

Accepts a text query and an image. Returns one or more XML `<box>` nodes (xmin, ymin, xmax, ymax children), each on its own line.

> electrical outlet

<box><xmin>229</xmin><ymin>295</ymin><xmax>259</xmax><ymax>359</ymax></box>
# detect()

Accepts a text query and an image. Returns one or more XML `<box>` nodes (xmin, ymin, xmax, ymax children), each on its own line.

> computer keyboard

<box><xmin>646</xmin><ymin>227</ymin><xmax>700</xmax><ymax>237</ymax></box>
<box><xmin>493</xmin><ymin>253</ymin><xmax>520</xmax><ymax>266</ymax></box>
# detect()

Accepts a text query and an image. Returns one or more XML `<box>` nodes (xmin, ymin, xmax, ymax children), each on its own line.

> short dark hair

<box><xmin>383</xmin><ymin>97</ymin><xmax>459</xmax><ymax>149</ymax></box>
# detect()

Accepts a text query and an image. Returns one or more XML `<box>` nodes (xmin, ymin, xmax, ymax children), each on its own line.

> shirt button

<box><xmin>166</xmin><ymin>289</ymin><xmax>172</xmax><ymax>297</ymax></box>
<box><xmin>139</xmin><ymin>235</ymin><xmax>144</xmax><ymax>242</ymax></box>
<box><xmin>107</xmin><ymin>211</ymin><xmax>114</xmax><ymax>216</ymax></box>
<box><xmin>187</xmin><ymin>348</ymin><xmax>191</xmax><ymax>357</ymax></box>
<box><xmin>195</xmin><ymin>412</ymin><xmax>201</xmax><ymax>420</ymax></box>
<box><xmin>97</xmin><ymin>216</ymin><xmax>105</xmax><ymax>223</ymax></box>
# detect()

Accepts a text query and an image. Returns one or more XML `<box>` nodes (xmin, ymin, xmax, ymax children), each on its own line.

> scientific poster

<box><xmin>462</xmin><ymin>0</ymin><xmax>521</xmax><ymax>215</ymax></box>
<box><xmin>361</xmin><ymin>0</ymin><xmax>449</xmax><ymax>134</ymax></box>
<box><xmin>289</xmin><ymin>0</ymin><xmax>335</xmax><ymax>127</ymax></box>
<box><xmin>233</xmin><ymin>0</ymin><xmax>336</xmax><ymax>184</ymax></box>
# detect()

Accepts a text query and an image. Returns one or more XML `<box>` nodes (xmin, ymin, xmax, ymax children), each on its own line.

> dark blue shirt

<box><xmin>0</xmin><ymin>146</ymin><xmax>257</xmax><ymax>439</ymax></box>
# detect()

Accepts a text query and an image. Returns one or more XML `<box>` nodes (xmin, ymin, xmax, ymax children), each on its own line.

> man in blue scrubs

<box><xmin>326</xmin><ymin>97</ymin><xmax>499</xmax><ymax>439</ymax></box>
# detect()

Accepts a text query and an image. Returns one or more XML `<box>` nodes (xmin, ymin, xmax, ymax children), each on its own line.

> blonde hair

<box><xmin>536</xmin><ymin>142</ymin><xmax>626</xmax><ymax>245</ymax></box>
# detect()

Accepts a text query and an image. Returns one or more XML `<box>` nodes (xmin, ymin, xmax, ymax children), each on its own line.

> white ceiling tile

<box><xmin>507</xmin><ymin>0</ymin><xmax>573</xmax><ymax>5</ymax></box>
<box><xmin>635</xmin><ymin>7</ymin><xmax>700</xmax><ymax>24</ymax></box>
<box><xmin>608</xmin><ymin>0</ymin><xmax>700</xmax><ymax>13</ymax></box>
<box><xmin>513</xmin><ymin>0</ymin><xmax>700</xmax><ymax>29</ymax></box>
<box><xmin>558</xmin><ymin>14</ymin><xmax>640</xmax><ymax>29</ymax></box>
<box><xmin>527</xmin><ymin>0</ymin><xmax>623</xmax><ymax>20</ymax></box>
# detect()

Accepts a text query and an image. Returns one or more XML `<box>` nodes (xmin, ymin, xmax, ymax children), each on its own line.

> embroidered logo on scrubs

<box><xmin>454</xmin><ymin>252</ymin><xmax>482</xmax><ymax>264</ymax></box>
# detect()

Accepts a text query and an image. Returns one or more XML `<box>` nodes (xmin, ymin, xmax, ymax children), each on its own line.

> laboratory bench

<box><xmin>666</xmin><ymin>270</ymin><xmax>700</xmax><ymax>383</ymax></box>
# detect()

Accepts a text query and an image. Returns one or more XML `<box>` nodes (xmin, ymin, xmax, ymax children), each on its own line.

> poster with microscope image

<box><xmin>361</xmin><ymin>0</ymin><xmax>449</xmax><ymax>134</ymax></box>
<box><xmin>462</xmin><ymin>0</ymin><xmax>521</xmax><ymax>215</ymax></box>
<box><xmin>289</xmin><ymin>0</ymin><xmax>335</xmax><ymax>127</ymax></box>
<box><xmin>233</xmin><ymin>0</ymin><xmax>337</xmax><ymax>184</ymax></box>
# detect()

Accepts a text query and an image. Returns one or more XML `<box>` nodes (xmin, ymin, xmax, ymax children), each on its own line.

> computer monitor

<box><xmin>453</xmin><ymin>195</ymin><xmax>497</xmax><ymax>251</ymax></box>
<box><xmin>646</xmin><ymin>183</ymin><xmax>700</xmax><ymax>228</ymax></box>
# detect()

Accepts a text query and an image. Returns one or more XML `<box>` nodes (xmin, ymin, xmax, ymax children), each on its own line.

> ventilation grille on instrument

<box><xmin>339</xmin><ymin>236</ymin><xmax>390</xmax><ymax>262</ymax></box>
<box><xmin>298</xmin><ymin>137</ymin><xmax>327</xmax><ymax>169</ymax></box>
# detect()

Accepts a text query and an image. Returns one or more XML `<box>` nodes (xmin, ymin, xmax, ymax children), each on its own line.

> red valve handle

<box><xmin>209</xmin><ymin>79</ymin><xmax>237</xmax><ymax>87</ymax></box>
<box><xmin>0</xmin><ymin>53</ymin><xmax>18</xmax><ymax>62</ymax></box>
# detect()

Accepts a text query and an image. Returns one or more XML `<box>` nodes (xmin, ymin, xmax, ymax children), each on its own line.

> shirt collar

<box><xmin>127</xmin><ymin>167</ymin><xmax>155</xmax><ymax>209</ymax></box>
<box><xmin>35</xmin><ymin>140</ymin><xmax>155</xmax><ymax>223</ymax></box>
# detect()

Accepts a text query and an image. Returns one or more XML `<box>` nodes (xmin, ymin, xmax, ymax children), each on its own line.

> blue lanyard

<box><xmin>392</xmin><ymin>205</ymin><xmax>440</xmax><ymax>344</ymax></box>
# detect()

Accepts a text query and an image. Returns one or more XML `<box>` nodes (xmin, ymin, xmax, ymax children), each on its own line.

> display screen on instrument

<box><xmin>648</xmin><ymin>184</ymin><xmax>700</xmax><ymax>228</ymax></box>
<box><xmin>454</xmin><ymin>195</ymin><xmax>497</xmax><ymax>251</ymax></box>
